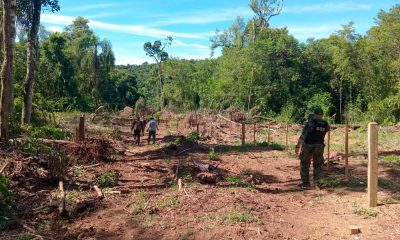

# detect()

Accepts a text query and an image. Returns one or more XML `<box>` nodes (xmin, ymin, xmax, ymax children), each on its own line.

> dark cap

<box><xmin>314</xmin><ymin>107</ymin><xmax>324</xmax><ymax>115</ymax></box>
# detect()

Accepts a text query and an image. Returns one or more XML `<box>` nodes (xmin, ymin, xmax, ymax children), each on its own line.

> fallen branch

<box><xmin>217</xmin><ymin>114</ymin><xmax>241</xmax><ymax>126</ymax></box>
<box><xmin>178</xmin><ymin>178</ymin><xmax>183</xmax><ymax>192</ymax></box>
<box><xmin>93</xmin><ymin>185</ymin><xmax>104</xmax><ymax>199</ymax></box>
<box><xmin>0</xmin><ymin>161</ymin><xmax>10</xmax><ymax>174</ymax></box>
<box><xmin>23</xmin><ymin>224</ymin><xmax>44</xmax><ymax>240</ymax></box>
<box><xmin>58</xmin><ymin>181</ymin><xmax>66</xmax><ymax>215</ymax></box>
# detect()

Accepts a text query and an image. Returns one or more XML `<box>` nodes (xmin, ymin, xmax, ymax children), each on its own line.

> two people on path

<box><xmin>131</xmin><ymin>116</ymin><xmax>159</xmax><ymax>145</ymax></box>
<box><xmin>295</xmin><ymin>107</ymin><xmax>330</xmax><ymax>189</ymax></box>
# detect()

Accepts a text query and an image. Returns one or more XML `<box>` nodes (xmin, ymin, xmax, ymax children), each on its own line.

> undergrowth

<box><xmin>0</xmin><ymin>174</ymin><xmax>13</xmax><ymax>230</ymax></box>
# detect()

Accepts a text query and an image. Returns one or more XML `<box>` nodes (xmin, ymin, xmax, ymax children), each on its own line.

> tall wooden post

<box><xmin>285</xmin><ymin>123</ymin><xmax>289</xmax><ymax>151</ymax></box>
<box><xmin>344</xmin><ymin>118</ymin><xmax>349</xmax><ymax>181</ymax></box>
<box><xmin>76</xmin><ymin>115</ymin><xmax>85</xmax><ymax>142</ymax></box>
<box><xmin>241</xmin><ymin>122</ymin><xmax>246</xmax><ymax>146</ymax></box>
<box><xmin>368</xmin><ymin>122</ymin><xmax>378</xmax><ymax>207</ymax></box>
<box><xmin>327</xmin><ymin>130</ymin><xmax>331</xmax><ymax>170</ymax></box>
<box><xmin>176</xmin><ymin>118</ymin><xmax>179</xmax><ymax>133</ymax></box>
<box><xmin>267</xmin><ymin>121</ymin><xmax>271</xmax><ymax>144</ymax></box>
<box><xmin>253</xmin><ymin>122</ymin><xmax>256</xmax><ymax>145</ymax></box>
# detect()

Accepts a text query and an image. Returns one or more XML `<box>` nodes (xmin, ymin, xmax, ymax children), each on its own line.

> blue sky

<box><xmin>41</xmin><ymin>0</ymin><xmax>398</xmax><ymax>65</ymax></box>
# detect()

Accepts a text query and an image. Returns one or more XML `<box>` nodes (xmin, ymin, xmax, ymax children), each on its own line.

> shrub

<box><xmin>31</xmin><ymin>125</ymin><xmax>72</xmax><ymax>140</ymax></box>
<box><xmin>186</xmin><ymin>131</ymin><xmax>207</xmax><ymax>142</ymax></box>
<box><xmin>0</xmin><ymin>174</ymin><xmax>12</xmax><ymax>230</ymax></box>
<box><xmin>97</xmin><ymin>172</ymin><xmax>119</xmax><ymax>188</ymax></box>
<box><xmin>207</xmin><ymin>148</ymin><xmax>219</xmax><ymax>160</ymax></box>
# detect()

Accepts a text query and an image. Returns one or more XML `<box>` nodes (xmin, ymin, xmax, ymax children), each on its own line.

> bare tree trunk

<box><xmin>0</xmin><ymin>0</ymin><xmax>16</xmax><ymax>141</ymax></box>
<box><xmin>157</xmin><ymin>62</ymin><xmax>164</xmax><ymax>111</ymax></box>
<box><xmin>22</xmin><ymin>0</ymin><xmax>41</xmax><ymax>124</ymax></box>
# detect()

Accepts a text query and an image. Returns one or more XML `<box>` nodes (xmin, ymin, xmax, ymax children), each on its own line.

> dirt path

<box><xmin>2</xmin><ymin>118</ymin><xmax>400</xmax><ymax>240</ymax></box>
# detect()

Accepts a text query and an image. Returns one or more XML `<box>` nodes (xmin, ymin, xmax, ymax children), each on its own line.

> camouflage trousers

<box><xmin>299</xmin><ymin>143</ymin><xmax>325</xmax><ymax>184</ymax></box>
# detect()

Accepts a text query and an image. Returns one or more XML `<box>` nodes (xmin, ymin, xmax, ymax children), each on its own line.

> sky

<box><xmin>40</xmin><ymin>0</ymin><xmax>398</xmax><ymax>65</ymax></box>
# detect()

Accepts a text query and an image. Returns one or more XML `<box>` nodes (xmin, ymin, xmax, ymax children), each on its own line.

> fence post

<box><xmin>253</xmin><ymin>123</ymin><xmax>256</xmax><ymax>145</ymax></box>
<box><xmin>267</xmin><ymin>121</ymin><xmax>271</xmax><ymax>144</ymax></box>
<box><xmin>344</xmin><ymin>118</ymin><xmax>349</xmax><ymax>181</ymax></box>
<box><xmin>368</xmin><ymin>122</ymin><xmax>378</xmax><ymax>207</ymax></box>
<box><xmin>75</xmin><ymin>115</ymin><xmax>85</xmax><ymax>143</ymax></box>
<box><xmin>327</xmin><ymin>130</ymin><xmax>331</xmax><ymax>170</ymax></box>
<box><xmin>241</xmin><ymin>122</ymin><xmax>246</xmax><ymax>146</ymax></box>
<box><xmin>285</xmin><ymin>123</ymin><xmax>289</xmax><ymax>151</ymax></box>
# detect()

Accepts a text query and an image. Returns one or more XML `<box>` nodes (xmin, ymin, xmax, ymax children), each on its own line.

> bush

<box><xmin>207</xmin><ymin>148</ymin><xmax>219</xmax><ymax>160</ymax></box>
<box><xmin>31</xmin><ymin>125</ymin><xmax>72</xmax><ymax>140</ymax></box>
<box><xmin>186</xmin><ymin>131</ymin><xmax>207</xmax><ymax>142</ymax></box>
<box><xmin>0</xmin><ymin>174</ymin><xmax>12</xmax><ymax>230</ymax></box>
<box><xmin>97</xmin><ymin>172</ymin><xmax>119</xmax><ymax>188</ymax></box>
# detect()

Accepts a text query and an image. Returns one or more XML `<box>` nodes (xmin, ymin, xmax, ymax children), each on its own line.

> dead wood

<box><xmin>93</xmin><ymin>185</ymin><xmax>103</xmax><ymax>199</ymax></box>
<box><xmin>58</xmin><ymin>181</ymin><xmax>66</xmax><ymax>216</ymax></box>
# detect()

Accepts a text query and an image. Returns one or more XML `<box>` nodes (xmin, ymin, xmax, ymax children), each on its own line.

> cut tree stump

<box><xmin>350</xmin><ymin>225</ymin><xmax>360</xmax><ymax>235</ymax></box>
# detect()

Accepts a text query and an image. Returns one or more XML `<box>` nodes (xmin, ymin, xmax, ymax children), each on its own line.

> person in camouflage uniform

<box><xmin>295</xmin><ymin>107</ymin><xmax>330</xmax><ymax>188</ymax></box>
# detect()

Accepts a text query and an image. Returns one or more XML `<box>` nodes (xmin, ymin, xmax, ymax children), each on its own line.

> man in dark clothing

<box><xmin>295</xmin><ymin>107</ymin><xmax>330</xmax><ymax>188</ymax></box>
<box><xmin>131</xmin><ymin>117</ymin><xmax>142</xmax><ymax>145</ymax></box>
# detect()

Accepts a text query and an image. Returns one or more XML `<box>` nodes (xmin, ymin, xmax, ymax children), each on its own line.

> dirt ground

<box><xmin>1</xmin><ymin>114</ymin><xmax>400</xmax><ymax>240</ymax></box>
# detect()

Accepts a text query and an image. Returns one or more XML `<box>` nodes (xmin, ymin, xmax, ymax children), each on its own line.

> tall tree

<box><xmin>143</xmin><ymin>36</ymin><xmax>172</xmax><ymax>110</ymax></box>
<box><xmin>0</xmin><ymin>0</ymin><xmax>16</xmax><ymax>141</ymax></box>
<box><xmin>249</xmin><ymin>0</ymin><xmax>284</xmax><ymax>41</ymax></box>
<box><xmin>18</xmin><ymin>0</ymin><xmax>59</xmax><ymax>124</ymax></box>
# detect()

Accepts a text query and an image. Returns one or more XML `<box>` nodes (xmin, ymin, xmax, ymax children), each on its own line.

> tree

<box><xmin>0</xmin><ymin>0</ymin><xmax>17</xmax><ymax>141</ymax></box>
<box><xmin>143</xmin><ymin>36</ymin><xmax>173</xmax><ymax>110</ymax></box>
<box><xmin>17</xmin><ymin>0</ymin><xmax>60</xmax><ymax>124</ymax></box>
<box><xmin>249</xmin><ymin>0</ymin><xmax>284</xmax><ymax>41</ymax></box>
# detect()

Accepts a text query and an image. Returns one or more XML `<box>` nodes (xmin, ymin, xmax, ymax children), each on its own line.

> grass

<box><xmin>378</xmin><ymin>178</ymin><xmax>400</xmax><ymax>191</ymax></box>
<box><xmin>30</xmin><ymin>125</ymin><xmax>72</xmax><ymax>140</ymax></box>
<box><xmin>0</xmin><ymin>174</ymin><xmax>13</xmax><ymax>230</ymax></box>
<box><xmin>380</xmin><ymin>155</ymin><xmax>400</xmax><ymax>167</ymax></box>
<box><xmin>65</xmin><ymin>191</ymin><xmax>78</xmax><ymax>205</ymax></box>
<box><xmin>219</xmin><ymin>210</ymin><xmax>262</xmax><ymax>225</ymax></box>
<box><xmin>351</xmin><ymin>202</ymin><xmax>379</xmax><ymax>218</ymax></box>
<box><xmin>317</xmin><ymin>176</ymin><xmax>366</xmax><ymax>189</ymax></box>
<box><xmin>97</xmin><ymin>172</ymin><xmax>119</xmax><ymax>188</ymax></box>
<box><xmin>207</xmin><ymin>148</ymin><xmax>220</xmax><ymax>160</ymax></box>
<box><xmin>381</xmin><ymin>194</ymin><xmax>400</xmax><ymax>205</ymax></box>
<box><xmin>226</xmin><ymin>176</ymin><xmax>256</xmax><ymax>189</ymax></box>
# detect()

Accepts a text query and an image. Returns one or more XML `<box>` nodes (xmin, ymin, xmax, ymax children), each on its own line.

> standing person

<box><xmin>147</xmin><ymin>117</ymin><xmax>159</xmax><ymax>144</ymax></box>
<box><xmin>141</xmin><ymin>117</ymin><xmax>147</xmax><ymax>137</ymax></box>
<box><xmin>295</xmin><ymin>107</ymin><xmax>330</xmax><ymax>188</ymax></box>
<box><xmin>131</xmin><ymin>117</ymin><xmax>142</xmax><ymax>145</ymax></box>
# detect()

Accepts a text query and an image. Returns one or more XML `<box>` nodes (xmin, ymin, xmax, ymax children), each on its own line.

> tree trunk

<box><xmin>22</xmin><ymin>0</ymin><xmax>41</xmax><ymax>124</ymax></box>
<box><xmin>157</xmin><ymin>62</ymin><xmax>164</xmax><ymax>110</ymax></box>
<box><xmin>0</xmin><ymin>0</ymin><xmax>16</xmax><ymax>141</ymax></box>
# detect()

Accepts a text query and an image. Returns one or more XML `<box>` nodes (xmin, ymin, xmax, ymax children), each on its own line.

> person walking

<box><xmin>295</xmin><ymin>107</ymin><xmax>330</xmax><ymax>188</ymax></box>
<box><xmin>131</xmin><ymin>117</ymin><xmax>142</xmax><ymax>145</ymax></box>
<box><xmin>147</xmin><ymin>117</ymin><xmax>159</xmax><ymax>144</ymax></box>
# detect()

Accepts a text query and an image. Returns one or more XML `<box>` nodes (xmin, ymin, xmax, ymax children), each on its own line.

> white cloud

<box><xmin>172</xmin><ymin>40</ymin><xmax>209</xmax><ymax>50</ymax></box>
<box><xmin>66</xmin><ymin>3</ymin><xmax>126</xmax><ymax>12</ymax></box>
<box><xmin>46</xmin><ymin>26</ymin><xmax>63</xmax><ymax>32</ymax></box>
<box><xmin>150</xmin><ymin>7</ymin><xmax>253</xmax><ymax>26</ymax></box>
<box><xmin>41</xmin><ymin>13</ymin><xmax>213</xmax><ymax>39</ymax></box>
<box><xmin>285</xmin><ymin>2</ymin><xmax>372</xmax><ymax>14</ymax></box>
<box><xmin>283</xmin><ymin>24</ymin><xmax>342</xmax><ymax>40</ymax></box>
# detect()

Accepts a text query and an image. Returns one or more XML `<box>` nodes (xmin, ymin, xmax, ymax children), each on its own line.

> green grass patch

<box><xmin>97</xmin><ymin>172</ymin><xmax>119</xmax><ymax>188</ymax></box>
<box><xmin>219</xmin><ymin>210</ymin><xmax>262</xmax><ymax>225</ymax></box>
<box><xmin>380</xmin><ymin>155</ymin><xmax>400</xmax><ymax>167</ymax></box>
<box><xmin>317</xmin><ymin>176</ymin><xmax>366</xmax><ymax>189</ymax></box>
<box><xmin>378</xmin><ymin>178</ymin><xmax>400</xmax><ymax>191</ymax></box>
<box><xmin>128</xmin><ymin>190</ymin><xmax>150</xmax><ymax>216</ymax></box>
<box><xmin>186</xmin><ymin>131</ymin><xmax>207</xmax><ymax>142</ymax></box>
<box><xmin>351</xmin><ymin>202</ymin><xmax>379</xmax><ymax>218</ymax></box>
<box><xmin>226</xmin><ymin>176</ymin><xmax>256</xmax><ymax>189</ymax></box>
<box><xmin>207</xmin><ymin>148</ymin><xmax>220</xmax><ymax>160</ymax></box>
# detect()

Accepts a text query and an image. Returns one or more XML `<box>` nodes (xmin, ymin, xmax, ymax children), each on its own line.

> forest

<box><xmin>0</xmin><ymin>0</ymin><xmax>400</xmax><ymax>239</ymax></box>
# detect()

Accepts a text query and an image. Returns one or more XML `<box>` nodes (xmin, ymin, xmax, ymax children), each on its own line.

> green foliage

<box><xmin>0</xmin><ymin>174</ymin><xmax>13</xmax><ymax>230</ymax></box>
<box><xmin>186</xmin><ymin>131</ymin><xmax>207</xmax><ymax>142</ymax></box>
<box><xmin>380</xmin><ymin>155</ymin><xmax>400</xmax><ymax>167</ymax></box>
<box><xmin>97</xmin><ymin>172</ymin><xmax>119</xmax><ymax>188</ymax></box>
<box><xmin>219</xmin><ymin>210</ymin><xmax>262</xmax><ymax>225</ymax></box>
<box><xmin>304</xmin><ymin>92</ymin><xmax>334</xmax><ymax>121</ymax></box>
<box><xmin>277</xmin><ymin>103</ymin><xmax>295</xmax><ymax>123</ymax></box>
<box><xmin>30</xmin><ymin>125</ymin><xmax>72</xmax><ymax>140</ymax></box>
<box><xmin>226</xmin><ymin>176</ymin><xmax>256</xmax><ymax>188</ymax></box>
<box><xmin>351</xmin><ymin>202</ymin><xmax>379</xmax><ymax>218</ymax></box>
<box><xmin>207</xmin><ymin>148</ymin><xmax>219</xmax><ymax>160</ymax></box>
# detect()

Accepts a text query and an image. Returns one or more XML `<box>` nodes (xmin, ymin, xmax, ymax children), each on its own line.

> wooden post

<box><xmin>267</xmin><ymin>121</ymin><xmax>271</xmax><ymax>144</ymax></box>
<box><xmin>344</xmin><ymin>118</ymin><xmax>349</xmax><ymax>181</ymax></box>
<box><xmin>241</xmin><ymin>122</ymin><xmax>246</xmax><ymax>146</ymax></box>
<box><xmin>176</xmin><ymin>118</ymin><xmax>179</xmax><ymax>133</ymax></box>
<box><xmin>327</xmin><ymin>130</ymin><xmax>331</xmax><ymax>170</ymax></box>
<box><xmin>75</xmin><ymin>115</ymin><xmax>85</xmax><ymax>142</ymax></box>
<box><xmin>253</xmin><ymin>122</ymin><xmax>256</xmax><ymax>145</ymax></box>
<box><xmin>368</xmin><ymin>122</ymin><xmax>378</xmax><ymax>207</ymax></box>
<box><xmin>285</xmin><ymin>123</ymin><xmax>289</xmax><ymax>151</ymax></box>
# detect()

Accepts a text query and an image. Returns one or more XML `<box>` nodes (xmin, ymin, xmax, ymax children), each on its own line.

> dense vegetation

<box><xmin>1</xmin><ymin>1</ymin><xmax>399</xmax><ymax>143</ymax></box>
